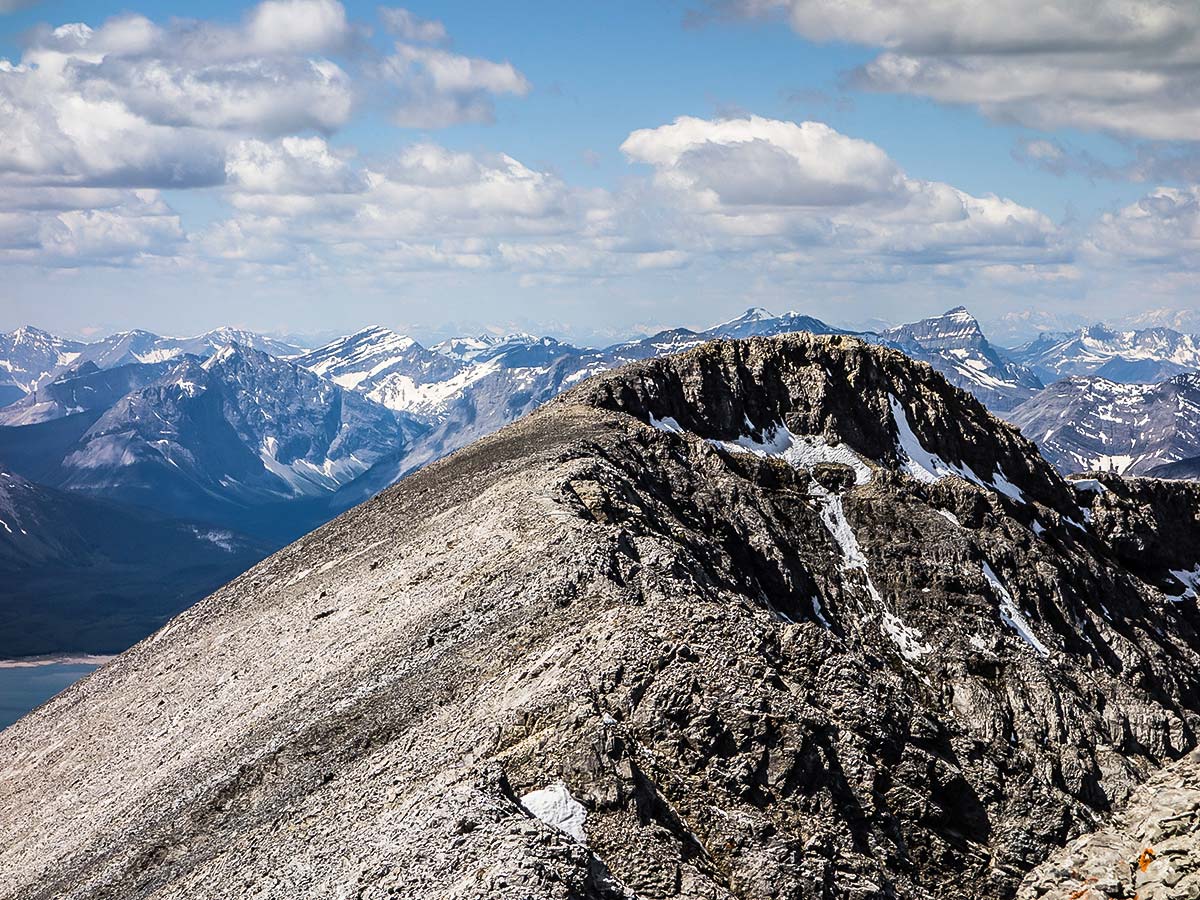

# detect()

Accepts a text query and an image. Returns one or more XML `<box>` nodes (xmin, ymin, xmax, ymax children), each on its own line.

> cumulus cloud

<box><xmin>0</xmin><ymin>0</ymin><xmax>531</xmax><ymax>194</ymax></box>
<box><xmin>707</xmin><ymin>0</ymin><xmax>1200</xmax><ymax>141</ymax></box>
<box><xmin>622</xmin><ymin>117</ymin><xmax>904</xmax><ymax>206</ymax></box>
<box><xmin>175</xmin><ymin>115</ymin><xmax>1069</xmax><ymax>298</ymax></box>
<box><xmin>226</xmin><ymin>137</ymin><xmax>364</xmax><ymax>195</ymax></box>
<box><xmin>620</xmin><ymin>116</ymin><xmax>1061</xmax><ymax>266</ymax></box>
<box><xmin>0</xmin><ymin>189</ymin><xmax>184</xmax><ymax>267</ymax></box>
<box><xmin>0</xmin><ymin>0</ymin><xmax>545</xmax><ymax>271</ymax></box>
<box><xmin>1084</xmin><ymin>186</ymin><xmax>1200</xmax><ymax>268</ymax></box>
<box><xmin>246</xmin><ymin>0</ymin><xmax>351</xmax><ymax>54</ymax></box>
<box><xmin>195</xmin><ymin>139</ymin><xmax>602</xmax><ymax>273</ymax></box>
<box><xmin>0</xmin><ymin>4</ymin><xmax>355</xmax><ymax>189</ymax></box>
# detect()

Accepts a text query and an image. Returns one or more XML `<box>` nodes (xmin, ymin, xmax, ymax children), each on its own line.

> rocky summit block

<box><xmin>2</xmin><ymin>333</ymin><xmax>1200</xmax><ymax>900</ymax></box>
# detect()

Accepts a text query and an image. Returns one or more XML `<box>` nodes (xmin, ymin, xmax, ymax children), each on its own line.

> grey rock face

<box><xmin>3</xmin><ymin>334</ymin><xmax>1200</xmax><ymax>900</ymax></box>
<box><xmin>1018</xmin><ymin>750</ymin><xmax>1200</xmax><ymax>900</ymax></box>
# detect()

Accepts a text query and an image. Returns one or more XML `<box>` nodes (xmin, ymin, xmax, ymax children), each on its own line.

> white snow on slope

<box><xmin>711</xmin><ymin>418</ymin><xmax>873</xmax><ymax>485</ymax></box>
<box><xmin>889</xmin><ymin>394</ymin><xmax>1025</xmax><ymax>502</ymax></box>
<box><xmin>520</xmin><ymin>782</ymin><xmax>588</xmax><ymax>844</ymax></box>
<box><xmin>982</xmin><ymin>561</ymin><xmax>1049</xmax><ymax>656</ymax></box>
<box><xmin>1171</xmin><ymin>565</ymin><xmax>1200</xmax><ymax>601</ymax></box>
<box><xmin>365</xmin><ymin>357</ymin><xmax>502</xmax><ymax>418</ymax></box>
<box><xmin>813</xmin><ymin>483</ymin><xmax>930</xmax><ymax>661</ymax></box>
<box><xmin>649</xmin><ymin>414</ymin><xmax>684</xmax><ymax>434</ymax></box>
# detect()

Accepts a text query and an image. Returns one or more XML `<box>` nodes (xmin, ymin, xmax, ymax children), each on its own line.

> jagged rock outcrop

<box><xmin>1018</xmin><ymin>750</ymin><xmax>1200</xmax><ymax>899</ymax></box>
<box><xmin>2</xmin><ymin>334</ymin><xmax>1200</xmax><ymax>900</ymax></box>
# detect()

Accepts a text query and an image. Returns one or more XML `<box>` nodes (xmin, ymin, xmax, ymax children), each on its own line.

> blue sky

<box><xmin>0</xmin><ymin>0</ymin><xmax>1196</xmax><ymax>345</ymax></box>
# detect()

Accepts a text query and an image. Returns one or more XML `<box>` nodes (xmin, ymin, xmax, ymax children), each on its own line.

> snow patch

<box><xmin>982</xmin><ymin>561</ymin><xmax>1049</xmax><ymax>656</ymax></box>
<box><xmin>810</xmin><ymin>595</ymin><xmax>832</xmax><ymax>629</ymax></box>
<box><xmin>649</xmin><ymin>414</ymin><xmax>684</xmax><ymax>434</ymax></box>
<box><xmin>889</xmin><ymin>394</ymin><xmax>1025</xmax><ymax>503</ymax></box>
<box><xmin>191</xmin><ymin>528</ymin><xmax>236</xmax><ymax>552</ymax></box>
<box><xmin>1170</xmin><ymin>565</ymin><xmax>1200</xmax><ymax>601</ymax></box>
<box><xmin>520</xmin><ymin>781</ymin><xmax>588</xmax><ymax>844</ymax></box>
<box><xmin>712</xmin><ymin>419</ymin><xmax>873</xmax><ymax>485</ymax></box>
<box><xmin>1088</xmin><ymin>454</ymin><xmax>1135</xmax><ymax>474</ymax></box>
<box><xmin>812</xmin><ymin>483</ymin><xmax>930</xmax><ymax>660</ymax></box>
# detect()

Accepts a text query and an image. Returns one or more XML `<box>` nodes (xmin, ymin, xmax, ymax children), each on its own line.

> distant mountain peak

<box><xmin>716</xmin><ymin>307</ymin><xmax>776</xmax><ymax>328</ymax></box>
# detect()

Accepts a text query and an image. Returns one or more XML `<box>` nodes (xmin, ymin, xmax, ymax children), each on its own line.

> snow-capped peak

<box><xmin>716</xmin><ymin>307</ymin><xmax>775</xmax><ymax>329</ymax></box>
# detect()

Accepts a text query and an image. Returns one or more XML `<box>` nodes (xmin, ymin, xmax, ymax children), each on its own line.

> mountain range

<box><xmin>0</xmin><ymin>325</ymin><xmax>306</xmax><ymax>402</ymax></box>
<box><xmin>1</xmin><ymin>306</ymin><xmax>1198</xmax><ymax>655</ymax></box>
<box><xmin>1008</xmin><ymin>374</ymin><xmax>1200</xmax><ymax>476</ymax></box>
<box><xmin>1010</xmin><ymin>324</ymin><xmax>1200</xmax><ymax>384</ymax></box>
<box><xmin>3</xmin><ymin>333</ymin><xmax>1199</xmax><ymax>899</ymax></box>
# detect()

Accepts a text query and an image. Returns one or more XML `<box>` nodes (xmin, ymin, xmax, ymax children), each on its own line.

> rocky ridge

<box><xmin>2</xmin><ymin>334</ymin><xmax>1200</xmax><ymax>899</ymax></box>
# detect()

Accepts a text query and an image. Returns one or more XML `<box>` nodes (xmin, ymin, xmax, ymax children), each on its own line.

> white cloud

<box><xmin>719</xmin><ymin>0</ymin><xmax>1185</xmax><ymax>54</ymax></box>
<box><xmin>622</xmin><ymin>116</ymin><xmax>903</xmax><ymax>206</ymax></box>
<box><xmin>196</xmin><ymin>140</ymin><xmax>602</xmax><ymax>273</ymax></box>
<box><xmin>0</xmin><ymin>0</ymin><xmax>535</xmax><ymax>196</ymax></box>
<box><xmin>0</xmin><ymin>189</ymin><xmax>184</xmax><ymax>267</ymax></box>
<box><xmin>166</xmin><ymin>116</ymin><xmax>1069</xmax><ymax>306</ymax></box>
<box><xmin>0</xmin><ymin>5</ymin><xmax>356</xmax><ymax>189</ymax></box>
<box><xmin>379</xmin><ymin>7</ymin><xmax>448</xmax><ymax>44</ymax></box>
<box><xmin>1084</xmin><ymin>186</ymin><xmax>1200</xmax><ymax>268</ymax></box>
<box><xmin>620</xmin><ymin>116</ymin><xmax>1061</xmax><ymax>265</ymax></box>
<box><xmin>710</xmin><ymin>0</ymin><xmax>1200</xmax><ymax>141</ymax></box>
<box><xmin>379</xmin><ymin>43</ymin><xmax>530</xmax><ymax>127</ymax></box>
<box><xmin>246</xmin><ymin>0</ymin><xmax>351</xmax><ymax>54</ymax></box>
<box><xmin>226</xmin><ymin>137</ymin><xmax>364</xmax><ymax>195</ymax></box>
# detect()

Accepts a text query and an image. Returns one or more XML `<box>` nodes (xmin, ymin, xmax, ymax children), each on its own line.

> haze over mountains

<box><xmin>2</xmin><ymin>305</ymin><xmax>1199</xmax><ymax>657</ymax></box>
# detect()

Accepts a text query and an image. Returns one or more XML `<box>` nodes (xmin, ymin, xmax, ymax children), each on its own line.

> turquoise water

<box><xmin>0</xmin><ymin>663</ymin><xmax>101</xmax><ymax>730</ymax></box>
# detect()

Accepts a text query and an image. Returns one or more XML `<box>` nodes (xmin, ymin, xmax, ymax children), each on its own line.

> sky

<box><xmin>0</xmin><ymin>0</ymin><xmax>1197</xmax><ymax>346</ymax></box>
